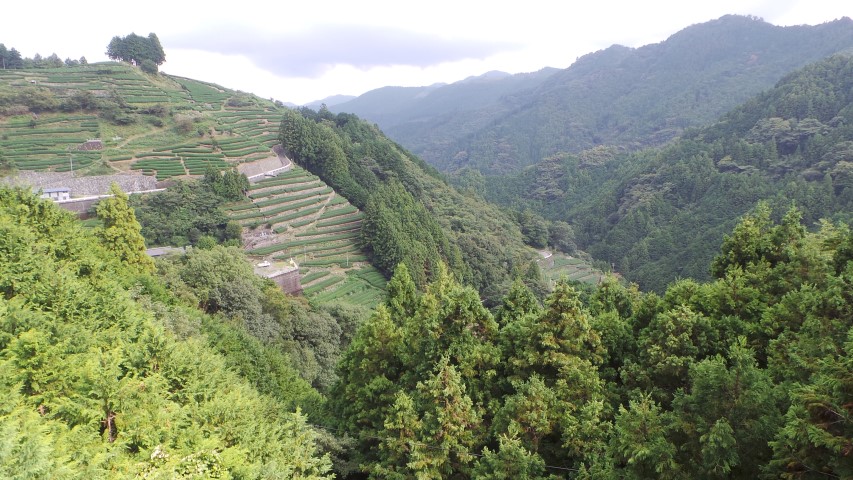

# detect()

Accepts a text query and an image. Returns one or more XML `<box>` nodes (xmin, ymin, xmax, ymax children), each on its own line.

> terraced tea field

<box><xmin>537</xmin><ymin>251</ymin><xmax>609</xmax><ymax>287</ymax></box>
<box><xmin>1</xmin><ymin>63</ymin><xmax>387</xmax><ymax>308</ymax></box>
<box><xmin>235</xmin><ymin>166</ymin><xmax>385</xmax><ymax>307</ymax></box>
<box><xmin>0</xmin><ymin>64</ymin><xmax>285</xmax><ymax>180</ymax></box>
<box><xmin>0</xmin><ymin>114</ymin><xmax>101</xmax><ymax>171</ymax></box>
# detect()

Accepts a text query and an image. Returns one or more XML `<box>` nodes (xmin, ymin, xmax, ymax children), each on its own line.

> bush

<box><xmin>175</xmin><ymin>115</ymin><xmax>194</xmax><ymax>134</ymax></box>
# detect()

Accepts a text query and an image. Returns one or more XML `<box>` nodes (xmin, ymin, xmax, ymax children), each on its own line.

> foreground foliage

<box><xmin>0</xmin><ymin>188</ymin><xmax>332</xmax><ymax>478</ymax></box>
<box><xmin>331</xmin><ymin>207</ymin><xmax>853</xmax><ymax>478</ymax></box>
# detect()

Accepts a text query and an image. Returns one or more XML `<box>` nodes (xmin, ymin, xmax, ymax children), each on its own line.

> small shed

<box><xmin>40</xmin><ymin>187</ymin><xmax>70</xmax><ymax>201</ymax></box>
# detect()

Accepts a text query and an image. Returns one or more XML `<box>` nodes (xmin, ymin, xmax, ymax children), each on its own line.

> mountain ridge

<box><xmin>330</xmin><ymin>14</ymin><xmax>853</xmax><ymax>174</ymax></box>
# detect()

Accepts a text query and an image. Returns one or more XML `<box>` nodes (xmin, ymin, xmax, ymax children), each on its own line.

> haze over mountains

<box><xmin>329</xmin><ymin>15</ymin><xmax>853</xmax><ymax>174</ymax></box>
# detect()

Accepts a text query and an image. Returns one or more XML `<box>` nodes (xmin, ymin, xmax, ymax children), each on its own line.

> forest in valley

<box><xmin>471</xmin><ymin>54</ymin><xmax>853</xmax><ymax>292</ymax></box>
<box><xmin>0</xmin><ymin>14</ymin><xmax>852</xmax><ymax>480</ymax></box>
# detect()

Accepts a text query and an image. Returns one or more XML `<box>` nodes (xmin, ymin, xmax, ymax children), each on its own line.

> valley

<box><xmin>1</xmin><ymin>14</ymin><xmax>852</xmax><ymax>478</ymax></box>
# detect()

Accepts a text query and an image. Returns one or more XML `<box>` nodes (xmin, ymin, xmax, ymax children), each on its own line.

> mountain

<box><xmin>328</xmin><ymin>67</ymin><xmax>558</xmax><ymax>153</ymax></box>
<box><xmin>477</xmin><ymin>53</ymin><xmax>853</xmax><ymax>291</ymax></box>
<box><xmin>336</xmin><ymin>15</ymin><xmax>853</xmax><ymax>174</ymax></box>
<box><xmin>303</xmin><ymin>94</ymin><xmax>357</xmax><ymax>109</ymax></box>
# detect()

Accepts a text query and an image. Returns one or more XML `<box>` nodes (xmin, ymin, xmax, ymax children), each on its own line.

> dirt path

<box><xmin>114</xmin><ymin>126</ymin><xmax>157</xmax><ymax>149</ymax></box>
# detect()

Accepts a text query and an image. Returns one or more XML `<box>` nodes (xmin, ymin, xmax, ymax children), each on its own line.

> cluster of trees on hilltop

<box><xmin>472</xmin><ymin>53</ymin><xmax>853</xmax><ymax>292</ymax></box>
<box><xmin>280</xmin><ymin>106</ymin><xmax>542</xmax><ymax>305</ymax></box>
<box><xmin>0</xmin><ymin>42</ymin><xmax>87</xmax><ymax>69</ymax></box>
<box><xmin>328</xmin><ymin>203</ymin><xmax>853</xmax><ymax>478</ymax></box>
<box><xmin>106</xmin><ymin>32</ymin><xmax>165</xmax><ymax>73</ymax></box>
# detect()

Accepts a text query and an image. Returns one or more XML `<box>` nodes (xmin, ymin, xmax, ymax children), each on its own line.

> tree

<box><xmin>518</xmin><ymin>209</ymin><xmax>549</xmax><ymax>249</ymax></box>
<box><xmin>408</xmin><ymin>358</ymin><xmax>482</xmax><ymax>479</ymax></box>
<box><xmin>203</xmin><ymin>166</ymin><xmax>249</xmax><ymax>201</ymax></box>
<box><xmin>330</xmin><ymin>305</ymin><xmax>405</xmax><ymax>467</ymax></box>
<box><xmin>106</xmin><ymin>33</ymin><xmax>166</xmax><ymax>69</ymax></box>
<box><xmin>607</xmin><ymin>395</ymin><xmax>681</xmax><ymax>480</ymax></box>
<box><xmin>671</xmin><ymin>339</ymin><xmax>783</xmax><ymax>477</ymax></box>
<box><xmin>45</xmin><ymin>53</ymin><xmax>62</xmax><ymax>68</ymax></box>
<box><xmin>386</xmin><ymin>263</ymin><xmax>418</xmax><ymax>322</ymax></box>
<box><xmin>139</xmin><ymin>59</ymin><xmax>158</xmax><ymax>74</ymax></box>
<box><xmin>472</xmin><ymin>430</ymin><xmax>553</xmax><ymax>480</ymax></box>
<box><xmin>622</xmin><ymin>304</ymin><xmax>719</xmax><ymax>403</ymax></box>
<box><xmin>769</xmin><ymin>326</ymin><xmax>853</xmax><ymax>479</ymax></box>
<box><xmin>548</xmin><ymin>220</ymin><xmax>576</xmax><ymax>254</ymax></box>
<box><xmin>517</xmin><ymin>280</ymin><xmax>604</xmax><ymax>377</ymax></box>
<box><xmin>6</xmin><ymin>48</ymin><xmax>22</xmax><ymax>69</ymax></box>
<box><xmin>95</xmin><ymin>183</ymin><xmax>154</xmax><ymax>273</ymax></box>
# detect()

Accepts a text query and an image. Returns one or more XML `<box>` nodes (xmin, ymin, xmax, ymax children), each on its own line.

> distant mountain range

<box><xmin>329</xmin><ymin>15</ymin><xmax>853</xmax><ymax>174</ymax></box>
<box><xmin>303</xmin><ymin>94</ymin><xmax>357</xmax><ymax>109</ymax></box>
<box><xmin>476</xmin><ymin>52</ymin><xmax>853</xmax><ymax>291</ymax></box>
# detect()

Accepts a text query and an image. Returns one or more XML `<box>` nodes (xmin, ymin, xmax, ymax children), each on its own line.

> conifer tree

<box><xmin>472</xmin><ymin>430</ymin><xmax>553</xmax><ymax>480</ymax></box>
<box><xmin>95</xmin><ymin>183</ymin><xmax>154</xmax><ymax>273</ymax></box>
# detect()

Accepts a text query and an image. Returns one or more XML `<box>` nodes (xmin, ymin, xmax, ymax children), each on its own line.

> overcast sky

<box><xmin>4</xmin><ymin>1</ymin><xmax>851</xmax><ymax>105</ymax></box>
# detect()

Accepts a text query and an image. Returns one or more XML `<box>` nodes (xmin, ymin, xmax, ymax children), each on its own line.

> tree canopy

<box><xmin>327</xmin><ymin>203</ymin><xmax>853</xmax><ymax>478</ymax></box>
<box><xmin>0</xmin><ymin>187</ymin><xmax>333</xmax><ymax>478</ymax></box>
<box><xmin>106</xmin><ymin>33</ymin><xmax>166</xmax><ymax>69</ymax></box>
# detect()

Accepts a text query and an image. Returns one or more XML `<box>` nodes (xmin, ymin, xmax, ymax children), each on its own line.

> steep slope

<box><xmin>480</xmin><ymin>53</ymin><xmax>853</xmax><ymax>291</ymax></box>
<box><xmin>280</xmin><ymin>107</ymin><xmax>544</xmax><ymax>305</ymax></box>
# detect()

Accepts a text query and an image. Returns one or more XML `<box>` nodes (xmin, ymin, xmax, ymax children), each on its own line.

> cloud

<box><xmin>166</xmin><ymin>24</ymin><xmax>518</xmax><ymax>77</ymax></box>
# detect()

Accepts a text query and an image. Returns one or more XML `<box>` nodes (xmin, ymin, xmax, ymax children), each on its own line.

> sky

<box><xmin>4</xmin><ymin>1</ymin><xmax>851</xmax><ymax>105</ymax></box>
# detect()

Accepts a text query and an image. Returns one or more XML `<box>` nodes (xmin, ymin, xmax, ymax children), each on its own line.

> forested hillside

<box><xmin>279</xmin><ymin>107</ymin><xmax>551</xmax><ymax>305</ymax></box>
<box><xmin>340</xmin><ymin>15</ymin><xmax>853</xmax><ymax>174</ymax></box>
<box><xmin>475</xmin><ymin>53</ymin><xmax>853</xmax><ymax>291</ymax></box>
<box><xmin>329</xmin><ymin>205</ymin><xmax>853</xmax><ymax>479</ymax></box>
<box><xmin>0</xmin><ymin>187</ymin><xmax>334</xmax><ymax>477</ymax></box>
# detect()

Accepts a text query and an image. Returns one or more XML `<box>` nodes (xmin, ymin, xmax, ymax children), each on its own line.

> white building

<box><xmin>40</xmin><ymin>187</ymin><xmax>71</xmax><ymax>201</ymax></box>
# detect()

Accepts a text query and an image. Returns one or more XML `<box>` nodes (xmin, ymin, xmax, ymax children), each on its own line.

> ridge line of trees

<box><xmin>0</xmin><ymin>42</ymin><xmax>86</xmax><ymax>69</ymax></box>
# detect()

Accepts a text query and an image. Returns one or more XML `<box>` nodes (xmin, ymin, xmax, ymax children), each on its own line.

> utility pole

<box><xmin>69</xmin><ymin>154</ymin><xmax>73</xmax><ymax>176</ymax></box>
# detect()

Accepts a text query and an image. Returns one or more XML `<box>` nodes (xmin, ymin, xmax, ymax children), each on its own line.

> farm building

<box><xmin>40</xmin><ymin>187</ymin><xmax>71</xmax><ymax>201</ymax></box>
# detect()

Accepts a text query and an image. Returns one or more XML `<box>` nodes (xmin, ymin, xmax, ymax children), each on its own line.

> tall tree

<box><xmin>95</xmin><ymin>183</ymin><xmax>154</xmax><ymax>273</ymax></box>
